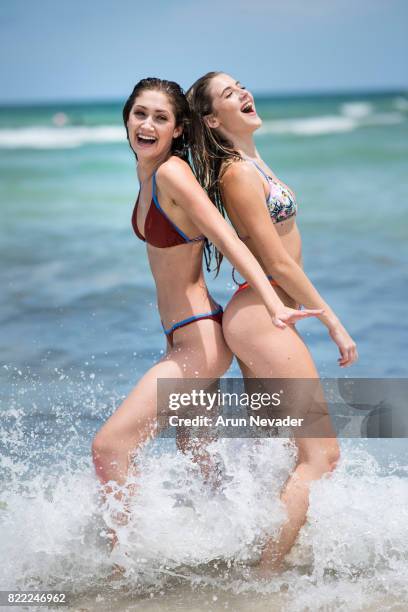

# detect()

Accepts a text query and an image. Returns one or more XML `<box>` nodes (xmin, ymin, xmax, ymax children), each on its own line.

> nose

<box><xmin>141</xmin><ymin>115</ymin><xmax>155</xmax><ymax>131</ymax></box>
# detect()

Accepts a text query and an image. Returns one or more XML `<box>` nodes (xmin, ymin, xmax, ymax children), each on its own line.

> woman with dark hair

<box><xmin>91</xmin><ymin>78</ymin><xmax>319</xmax><ymax>555</ymax></box>
<box><xmin>187</xmin><ymin>72</ymin><xmax>358</xmax><ymax>573</ymax></box>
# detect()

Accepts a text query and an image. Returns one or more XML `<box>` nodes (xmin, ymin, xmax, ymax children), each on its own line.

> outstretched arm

<box><xmin>157</xmin><ymin>157</ymin><xmax>322</xmax><ymax>329</ymax></box>
<box><xmin>220</xmin><ymin>162</ymin><xmax>358</xmax><ymax>367</ymax></box>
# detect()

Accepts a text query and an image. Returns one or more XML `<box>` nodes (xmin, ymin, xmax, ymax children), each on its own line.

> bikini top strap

<box><xmin>152</xmin><ymin>171</ymin><xmax>158</xmax><ymax>200</ymax></box>
<box><xmin>248</xmin><ymin>159</ymin><xmax>270</xmax><ymax>181</ymax></box>
<box><xmin>243</xmin><ymin>158</ymin><xmax>272</xmax><ymax>203</ymax></box>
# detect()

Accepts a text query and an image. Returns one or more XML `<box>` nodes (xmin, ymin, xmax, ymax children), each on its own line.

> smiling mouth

<box><xmin>136</xmin><ymin>134</ymin><xmax>157</xmax><ymax>145</ymax></box>
<box><xmin>241</xmin><ymin>101</ymin><xmax>255</xmax><ymax>114</ymax></box>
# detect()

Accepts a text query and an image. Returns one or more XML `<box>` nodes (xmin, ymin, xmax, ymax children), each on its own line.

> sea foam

<box><xmin>1</xmin><ymin>376</ymin><xmax>407</xmax><ymax>610</ymax></box>
<box><xmin>260</xmin><ymin>109</ymin><xmax>404</xmax><ymax>137</ymax></box>
<box><xmin>0</xmin><ymin>125</ymin><xmax>125</xmax><ymax>149</ymax></box>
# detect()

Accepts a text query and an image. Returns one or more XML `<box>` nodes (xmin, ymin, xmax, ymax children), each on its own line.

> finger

<box><xmin>283</xmin><ymin>310</ymin><xmax>325</xmax><ymax>325</ymax></box>
<box><xmin>337</xmin><ymin>347</ymin><xmax>348</xmax><ymax>366</ymax></box>
<box><xmin>272</xmin><ymin>318</ymin><xmax>287</xmax><ymax>330</ymax></box>
<box><xmin>298</xmin><ymin>311</ymin><xmax>321</xmax><ymax>318</ymax></box>
<box><xmin>284</xmin><ymin>313</ymin><xmax>314</xmax><ymax>325</ymax></box>
<box><xmin>289</xmin><ymin>310</ymin><xmax>322</xmax><ymax>320</ymax></box>
<box><xmin>301</xmin><ymin>309</ymin><xmax>325</xmax><ymax>315</ymax></box>
<box><xmin>344</xmin><ymin>347</ymin><xmax>355</xmax><ymax>366</ymax></box>
<box><xmin>349</xmin><ymin>345</ymin><xmax>358</xmax><ymax>364</ymax></box>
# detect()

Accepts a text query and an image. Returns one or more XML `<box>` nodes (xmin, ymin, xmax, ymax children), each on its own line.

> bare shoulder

<box><xmin>155</xmin><ymin>156</ymin><xmax>200</xmax><ymax>205</ymax></box>
<box><xmin>220</xmin><ymin>158</ymin><xmax>263</xmax><ymax>192</ymax></box>
<box><xmin>156</xmin><ymin>156</ymin><xmax>193</xmax><ymax>185</ymax></box>
<box><xmin>221</xmin><ymin>158</ymin><xmax>260</xmax><ymax>187</ymax></box>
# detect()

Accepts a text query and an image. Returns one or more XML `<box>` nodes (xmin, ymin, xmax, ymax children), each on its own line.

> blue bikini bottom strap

<box><xmin>162</xmin><ymin>303</ymin><xmax>223</xmax><ymax>335</ymax></box>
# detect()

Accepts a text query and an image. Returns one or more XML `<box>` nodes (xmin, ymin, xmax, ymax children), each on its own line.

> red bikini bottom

<box><xmin>233</xmin><ymin>275</ymin><xmax>279</xmax><ymax>298</ymax></box>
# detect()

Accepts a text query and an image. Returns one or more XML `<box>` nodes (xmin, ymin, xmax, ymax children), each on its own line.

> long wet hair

<box><xmin>187</xmin><ymin>71</ymin><xmax>242</xmax><ymax>275</ymax></box>
<box><xmin>123</xmin><ymin>77</ymin><xmax>215</xmax><ymax>272</ymax></box>
<box><xmin>123</xmin><ymin>77</ymin><xmax>191</xmax><ymax>163</ymax></box>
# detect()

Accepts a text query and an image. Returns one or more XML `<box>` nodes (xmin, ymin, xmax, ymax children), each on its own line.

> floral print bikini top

<box><xmin>231</xmin><ymin>158</ymin><xmax>298</xmax><ymax>285</ymax></box>
<box><xmin>248</xmin><ymin>159</ymin><xmax>297</xmax><ymax>224</ymax></box>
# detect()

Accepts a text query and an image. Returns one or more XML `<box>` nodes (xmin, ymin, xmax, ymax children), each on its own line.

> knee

<box><xmin>330</xmin><ymin>443</ymin><xmax>341</xmax><ymax>471</ymax></box>
<box><xmin>299</xmin><ymin>440</ymin><xmax>340</xmax><ymax>477</ymax></box>
<box><xmin>92</xmin><ymin>427</ymin><xmax>126</xmax><ymax>466</ymax></box>
<box><xmin>319</xmin><ymin>441</ymin><xmax>340</xmax><ymax>475</ymax></box>
<box><xmin>92</xmin><ymin>421</ymin><xmax>147</xmax><ymax>466</ymax></box>
<box><xmin>91</xmin><ymin>430</ymin><xmax>113</xmax><ymax>463</ymax></box>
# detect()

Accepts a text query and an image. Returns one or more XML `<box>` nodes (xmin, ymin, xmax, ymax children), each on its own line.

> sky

<box><xmin>1</xmin><ymin>0</ymin><xmax>407</xmax><ymax>103</ymax></box>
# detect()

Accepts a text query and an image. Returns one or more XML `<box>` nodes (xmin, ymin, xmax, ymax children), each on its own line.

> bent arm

<box><xmin>221</xmin><ymin>162</ymin><xmax>341</xmax><ymax>330</ymax></box>
<box><xmin>157</xmin><ymin>158</ymin><xmax>286</xmax><ymax>321</ymax></box>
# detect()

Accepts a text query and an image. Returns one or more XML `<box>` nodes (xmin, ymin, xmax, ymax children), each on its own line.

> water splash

<box><xmin>1</xmin><ymin>370</ymin><xmax>407</xmax><ymax>609</ymax></box>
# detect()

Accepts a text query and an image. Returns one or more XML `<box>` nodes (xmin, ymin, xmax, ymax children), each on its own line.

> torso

<box><xmin>131</xmin><ymin>162</ymin><xmax>217</xmax><ymax>328</ymax></box>
<box><xmin>223</xmin><ymin>158</ymin><xmax>303</xmax><ymax>308</ymax></box>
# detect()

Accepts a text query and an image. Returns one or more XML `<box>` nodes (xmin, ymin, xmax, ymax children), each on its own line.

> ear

<box><xmin>173</xmin><ymin>125</ymin><xmax>183</xmax><ymax>139</ymax></box>
<box><xmin>203</xmin><ymin>114</ymin><xmax>220</xmax><ymax>129</ymax></box>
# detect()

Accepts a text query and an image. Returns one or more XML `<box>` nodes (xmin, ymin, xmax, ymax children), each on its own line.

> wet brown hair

<box><xmin>187</xmin><ymin>72</ymin><xmax>242</xmax><ymax>275</ymax></box>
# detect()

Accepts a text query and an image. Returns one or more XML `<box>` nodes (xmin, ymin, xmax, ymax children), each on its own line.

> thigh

<box><xmin>223</xmin><ymin>291</ymin><xmax>319</xmax><ymax>379</ymax></box>
<box><xmin>223</xmin><ymin>296</ymin><xmax>335</xmax><ymax>438</ymax></box>
<box><xmin>98</xmin><ymin>321</ymin><xmax>231</xmax><ymax>447</ymax></box>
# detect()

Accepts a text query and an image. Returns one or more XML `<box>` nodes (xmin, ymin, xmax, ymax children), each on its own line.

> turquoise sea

<box><xmin>1</xmin><ymin>92</ymin><xmax>408</xmax><ymax>610</ymax></box>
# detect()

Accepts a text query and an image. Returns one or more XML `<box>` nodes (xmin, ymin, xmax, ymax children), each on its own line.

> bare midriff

<box><xmin>146</xmin><ymin>241</ymin><xmax>217</xmax><ymax>330</ymax></box>
<box><xmin>238</xmin><ymin>216</ymin><xmax>303</xmax><ymax>310</ymax></box>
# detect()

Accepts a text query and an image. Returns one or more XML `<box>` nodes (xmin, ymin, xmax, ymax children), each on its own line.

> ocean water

<box><xmin>1</xmin><ymin>91</ymin><xmax>408</xmax><ymax>611</ymax></box>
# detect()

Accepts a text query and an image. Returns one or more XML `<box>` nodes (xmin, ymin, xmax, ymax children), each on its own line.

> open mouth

<box><xmin>241</xmin><ymin>101</ymin><xmax>255</xmax><ymax>114</ymax></box>
<box><xmin>136</xmin><ymin>134</ymin><xmax>157</xmax><ymax>145</ymax></box>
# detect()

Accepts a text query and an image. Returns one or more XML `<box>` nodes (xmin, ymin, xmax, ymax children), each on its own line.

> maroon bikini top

<box><xmin>132</xmin><ymin>172</ymin><xmax>205</xmax><ymax>248</ymax></box>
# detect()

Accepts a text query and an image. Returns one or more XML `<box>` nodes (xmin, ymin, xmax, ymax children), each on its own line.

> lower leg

<box><xmin>177</xmin><ymin>432</ymin><xmax>225</xmax><ymax>490</ymax></box>
<box><xmin>258</xmin><ymin>439</ymin><xmax>339</xmax><ymax>573</ymax></box>
<box><xmin>232</xmin><ymin>350</ymin><xmax>339</xmax><ymax>573</ymax></box>
<box><xmin>93</xmin><ymin>326</ymin><xmax>231</xmax><ymax>549</ymax></box>
<box><xmin>92</xmin><ymin>434</ymin><xmax>145</xmax><ymax>552</ymax></box>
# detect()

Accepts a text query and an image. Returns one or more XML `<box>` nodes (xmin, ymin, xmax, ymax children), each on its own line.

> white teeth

<box><xmin>241</xmin><ymin>102</ymin><xmax>253</xmax><ymax>113</ymax></box>
<box><xmin>138</xmin><ymin>134</ymin><xmax>156</xmax><ymax>141</ymax></box>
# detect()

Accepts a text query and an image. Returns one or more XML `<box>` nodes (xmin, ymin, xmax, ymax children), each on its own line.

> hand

<box><xmin>271</xmin><ymin>307</ymin><xmax>324</xmax><ymax>329</ymax></box>
<box><xmin>328</xmin><ymin>322</ymin><xmax>358</xmax><ymax>367</ymax></box>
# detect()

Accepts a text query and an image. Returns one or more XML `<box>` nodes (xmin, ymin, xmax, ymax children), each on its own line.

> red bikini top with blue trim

<box><xmin>132</xmin><ymin>172</ymin><xmax>205</xmax><ymax>248</ymax></box>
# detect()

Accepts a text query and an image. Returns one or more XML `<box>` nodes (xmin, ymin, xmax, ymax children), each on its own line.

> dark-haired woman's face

<box><xmin>206</xmin><ymin>73</ymin><xmax>262</xmax><ymax>136</ymax></box>
<box><xmin>127</xmin><ymin>89</ymin><xmax>182</xmax><ymax>160</ymax></box>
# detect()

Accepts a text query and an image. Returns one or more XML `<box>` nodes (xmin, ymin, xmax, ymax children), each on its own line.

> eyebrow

<box><xmin>220</xmin><ymin>81</ymin><xmax>240</xmax><ymax>97</ymax></box>
<box><xmin>133</xmin><ymin>104</ymin><xmax>170</xmax><ymax>114</ymax></box>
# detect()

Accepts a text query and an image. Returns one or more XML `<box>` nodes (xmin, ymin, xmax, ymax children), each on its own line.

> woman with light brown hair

<box><xmin>187</xmin><ymin>71</ymin><xmax>358</xmax><ymax>573</ymax></box>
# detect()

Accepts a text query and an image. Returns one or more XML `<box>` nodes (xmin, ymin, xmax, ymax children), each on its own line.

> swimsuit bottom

<box><xmin>162</xmin><ymin>303</ymin><xmax>223</xmax><ymax>347</ymax></box>
<box><xmin>233</xmin><ymin>275</ymin><xmax>279</xmax><ymax>298</ymax></box>
<box><xmin>232</xmin><ymin>275</ymin><xmax>302</xmax><ymax>311</ymax></box>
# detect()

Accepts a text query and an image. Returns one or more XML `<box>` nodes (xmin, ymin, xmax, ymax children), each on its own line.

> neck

<box><xmin>137</xmin><ymin>151</ymin><xmax>172</xmax><ymax>183</ymax></box>
<box><xmin>224</xmin><ymin>131</ymin><xmax>259</xmax><ymax>160</ymax></box>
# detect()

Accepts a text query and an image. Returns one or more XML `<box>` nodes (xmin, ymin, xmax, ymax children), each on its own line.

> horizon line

<box><xmin>0</xmin><ymin>86</ymin><xmax>407</xmax><ymax>109</ymax></box>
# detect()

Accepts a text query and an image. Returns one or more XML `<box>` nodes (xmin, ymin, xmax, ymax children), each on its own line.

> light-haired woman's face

<box><xmin>127</xmin><ymin>89</ymin><xmax>182</xmax><ymax>160</ymax></box>
<box><xmin>206</xmin><ymin>73</ymin><xmax>262</xmax><ymax>136</ymax></box>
